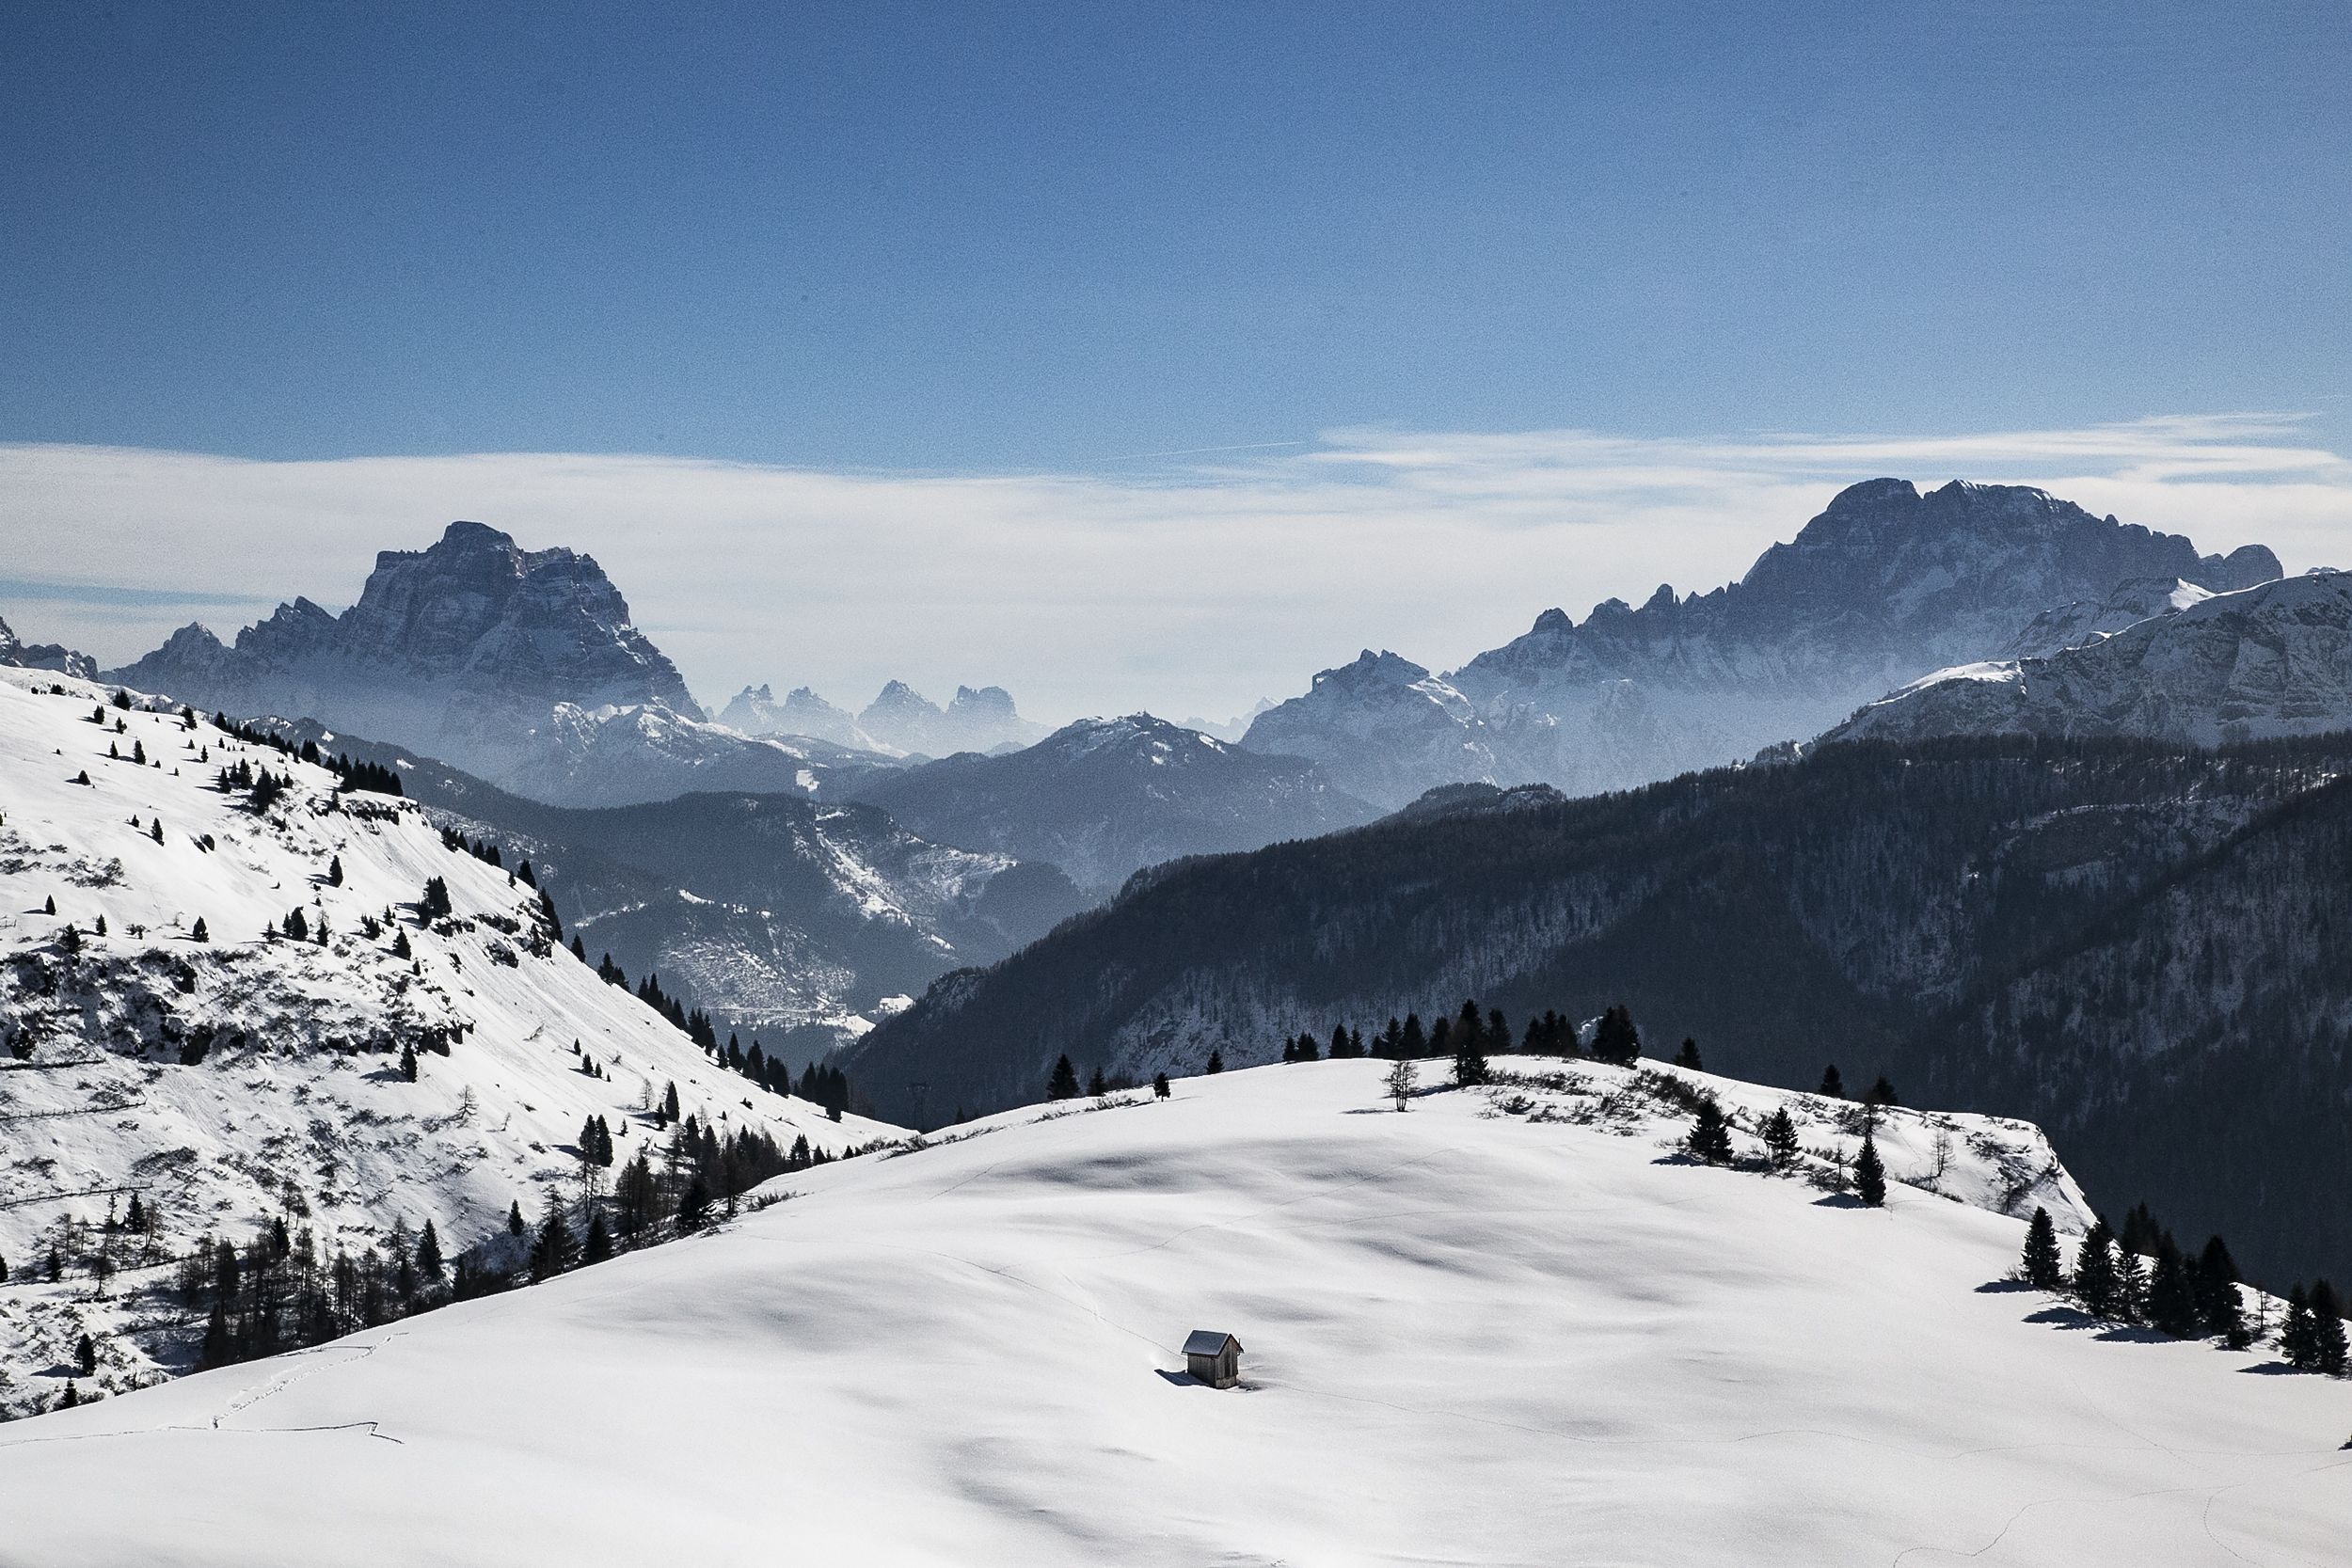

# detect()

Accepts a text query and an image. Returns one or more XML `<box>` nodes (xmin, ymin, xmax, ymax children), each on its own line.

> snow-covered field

<box><xmin>0</xmin><ymin>670</ymin><xmax>896</xmax><ymax>1409</ymax></box>
<box><xmin>5</xmin><ymin>1055</ymin><xmax>2344</xmax><ymax>1566</ymax></box>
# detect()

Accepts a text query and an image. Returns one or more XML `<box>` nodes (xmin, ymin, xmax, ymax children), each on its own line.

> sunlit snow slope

<box><xmin>4</xmin><ymin>1057</ymin><xmax>2344</xmax><ymax>1566</ymax></box>
<box><xmin>0</xmin><ymin>670</ymin><xmax>896</xmax><ymax>1408</ymax></box>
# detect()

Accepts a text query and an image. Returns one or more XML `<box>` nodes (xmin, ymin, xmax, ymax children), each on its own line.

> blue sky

<box><xmin>4</xmin><ymin>4</ymin><xmax>2349</xmax><ymax>718</ymax></box>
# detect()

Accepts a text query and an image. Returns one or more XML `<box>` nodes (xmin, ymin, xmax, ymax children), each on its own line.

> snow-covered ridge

<box><xmin>0</xmin><ymin>669</ymin><xmax>896</xmax><ymax>1415</ymax></box>
<box><xmin>1823</xmin><ymin>568</ymin><xmax>2352</xmax><ymax>748</ymax></box>
<box><xmin>1241</xmin><ymin>481</ymin><xmax>2283</xmax><ymax>806</ymax></box>
<box><xmin>3</xmin><ymin>1058</ymin><xmax>2341</xmax><ymax>1565</ymax></box>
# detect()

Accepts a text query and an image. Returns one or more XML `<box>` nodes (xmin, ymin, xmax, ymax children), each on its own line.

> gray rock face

<box><xmin>1823</xmin><ymin>569</ymin><xmax>2352</xmax><ymax>748</ymax></box>
<box><xmin>106</xmin><ymin>521</ymin><xmax>709</xmax><ymax>794</ymax></box>
<box><xmin>2002</xmin><ymin>578</ymin><xmax>2216</xmax><ymax>659</ymax></box>
<box><xmin>0</xmin><ymin>615</ymin><xmax>96</xmax><ymax>679</ymax></box>
<box><xmin>855</xmin><ymin>680</ymin><xmax>1044</xmax><ymax>756</ymax></box>
<box><xmin>718</xmin><ymin>684</ymin><xmax>884</xmax><ymax>752</ymax></box>
<box><xmin>1244</xmin><ymin>481</ymin><xmax>2283</xmax><ymax>807</ymax></box>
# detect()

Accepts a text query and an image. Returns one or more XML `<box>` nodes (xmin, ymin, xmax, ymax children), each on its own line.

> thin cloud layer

<box><xmin>2</xmin><ymin>415</ymin><xmax>2344</xmax><ymax>727</ymax></box>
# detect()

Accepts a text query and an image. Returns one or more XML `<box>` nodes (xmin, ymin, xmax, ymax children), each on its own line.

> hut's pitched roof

<box><xmin>1183</xmin><ymin>1329</ymin><xmax>1241</xmax><ymax>1356</ymax></box>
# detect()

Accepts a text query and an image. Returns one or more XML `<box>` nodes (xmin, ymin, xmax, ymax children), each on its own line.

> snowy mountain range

<box><xmin>847</xmin><ymin>713</ymin><xmax>1379</xmax><ymax>894</ymax></box>
<box><xmin>0</xmin><ymin>614</ymin><xmax>94</xmax><ymax>680</ymax></box>
<box><xmin>1240</xmin><ymin>480</ymin><xmax>2283</xmax><ymax>806</ymax></box>
<box><xmin>238</xmin><ymin>720</ymin><xmax>1088</xmax><ymax>1058</ymax></box>
<box><xmin>0</xmin><ymin>667</ymin><xmax>897</xmax><ymax>1418</ymax></box>
<box><xmin>103</xmin><ymin>522</ymin><xmax>903</xmax><ymax>809</ymax></box>
<box><xmin>9</xmin><ymin>1057</ymin><xmax>2346</xmax><ymax>1565</ymax></box>
<box><xmin>717</xmin><ymin>678</ymin><xmax>1046</xmax><ymax>758</ymax></box>
<box><xmin>1823</xmin><ymin>569</ymin><xmax>2352</xmax><ymax>748</ymax></box>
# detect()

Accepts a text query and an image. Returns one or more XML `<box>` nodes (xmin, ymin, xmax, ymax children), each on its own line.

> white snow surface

<box><xmin>4</xmin><ymin>1056</ymin><xmax>2345</xmax><ymax>1566</ymax></box>
<box><xmin>0</xmin><ymin>670</ymin><xmax>897</xmax><ymax>1410</ymax></box>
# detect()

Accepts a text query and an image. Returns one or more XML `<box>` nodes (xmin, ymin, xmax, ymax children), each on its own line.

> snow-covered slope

<box><xmin>1825</xmin><ymin>569</ymin><xmax>2352</xmax><ymax>747</ymax></box>
<box><xmin>4</xmin><ymin>1058</ymin><xmax>2344</xmax><ymax>1566</ymax></box>
<box><xmin>492</xmin><ymin>699</ymin><xmax>902</xmax><ymax>809</ymax></box>
<box><xmin>0</xmin><ymin>669</ymin><xmax>897</xmax><ymax>1411</ymax></box>
<box><xmin>2002</xmin><ymin>576</ymin><xmax>2216</xmax><ymax>658</ymax></box>
<box><xmin>1245</xmin><ymin>481</ymin><xmax>2283</xmax><ymax>807</ymax></box>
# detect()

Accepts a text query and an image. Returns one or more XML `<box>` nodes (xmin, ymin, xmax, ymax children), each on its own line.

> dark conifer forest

<box><xmin>848</xmin><ymin>733</ymin><xmax>2352</xmax><ymax>1286</ymax></box>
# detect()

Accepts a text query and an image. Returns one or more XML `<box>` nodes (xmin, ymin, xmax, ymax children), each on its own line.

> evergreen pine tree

<box><xmin>2021</xmin><ymin>1207</ymin><xmax>2066</xmax><ymax>1291</ymax></box>
<box><xmin>1818</xmin><ymin>1064</ymin><xmax>1846</xmax><ymax>1099</ymax></box>
<box><xmin>2074</xmin><ymin>1222</ymin><xmax>2122</xmax><ymax>1319</ymax></box>
<box><xmin>662</xmin><ymin>1082</ymin><xmax>680</xmax><ymax>1126</ymax></box>
<box><xmin>1854</xmin><ymin>1126</ymin><xmax>1886</xmax><ymax>1207</ymax></box>
<box><xmin>506</xmin><ymin>1200</ymin><xmax>525</xmax><ymax>1237</ymax></box>
<box><xmin>1453</xmin><ymin>1014</ymin><xmax>1490</xmax><ymax>1087</ymax></box>
<box><xmin>1673</xmin><ymin>1037</ymin><xmax>1703</xmax><ymax>1070</ymax></box>
<box><xmin>1865</xmin><ymin>1074</ymin><xmax>1900</xmax><ymax>1106</ymax></box>
<box><xmin>1086</xmin><ymin>1064</ymin><xmax>1107</xmax><ymax>1097</ymax></box>
<box><xmin>582</xmin><ymin>1212</ymin><xmax>612</xmax><ymax>1265</ymax></box>
<box><xmin>0</xmin><ymin>1252</ymin><xmax>8</xmax><ymax>1284</ymax></box>
<box><xmin>675</xmin><ymin>1175</ymin><xmax>713</xmax><ymax>1233</ymax></box>
<box><xmin>390</xmin><ymin>927</ymin><xmax>410</xmax><ymax>959</ymax></box>
<box><xmin>200</xmin><ymin>1299</ymin><xmax>230</xmax><ymax>1369</ymax></box>
<box><xmin>1591</xmin><ymin>1005</ymin><xmax>1641</xmax><ymax>1066</ymax></box>
<box><xmin>1761</xmin><ymin>1106</ymin><xmax>1800</xmax><ymax>1171</ymax></box>
<box><xmin>529</xmin><ymin>1200</ymin><xmax>578</xmax><ymax>1282</ymax></box>
<box><xmin>2146</xmin><ymin>1243</ymin><xmax>2200</xmax><ymax>1338</ymax></box>
<box><xmin>58</xmin><ymin>1381</ymin><xmax>79</xmax><ymax>1410</ymax></box>
<box><xmin>1205</xmin><ymin>1049</ymin><xmax>1223</xmax><ymax>1074</ymax></box>
<box><xmin>2281</xmin><ymin>1285</ymin><xmax>2318</xmax><ymax>1370</ymax></box>
<box><xmin>2195</xmin><ymin>1236</ymin><xmax>2249</xmax><ymax>1348</ymax></box>
<box><xmin>2312</xmin><ymin>1281</ymin><xmax>2349</xmax><ymax>1376</ymax></box>
<box><xmin>189</xmin><ymin>915</ymin><xmax>208</xmax><ymax>942</ymax></box>
<box><xmin>2115</xmin><ymin>1247</ymin><xmax>2147</xmax><ymax>1324</ymax></box>
<box><xmin>1152</xmin><ymin>1071</ymin><xmax>1170</xmax><ymax>1100</ymax></box>
<box><xmin>75</xmin><ymin>1333</ymin><xmax>96</xmax><ymax>1376</ymax></box>
<box><xmin>399</xmin><ymin>1043</ymin><xmax>417</xmax><ymax>1082</ymax></box>
<box><xmin>1047</xmin><ymin>1054</ymin><xmax>1080</xmax><ymax>1101</ymax></box>
<box><xmin>1685</xmin><ymin>1098</ymin><xmax>1733</xmax><ymax>1164</ymax></box>
<box><xmin>1399</xmin><ymin>1013</ymin><xmax>1426</xmax><ymax>1058</ymax></box>
<box><xmin>43</xmin><ymin>895</ymin><xmax>56</xmax><ymax>915</ymax></box>
<box><xmin>326</xmin><ymin>854</ymin><xmax>343</xmax><ymax>887</ymax></box>
<box><xmin>415</xmin><ymin>1221</ymin><xmax>443</xmax><ymax>1282</ymax></box>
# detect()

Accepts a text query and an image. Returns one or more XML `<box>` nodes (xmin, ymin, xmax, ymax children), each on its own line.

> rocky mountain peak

<box><xmin>859</xmin><ymin>678</ymin><xmax>1043</xmax><ymax>756</ymax></box>
<box><xmin>1249</xmin><ymin>479</ymin><xmax>2291</xmax><ymax>808</ymax></box>
<box><xmin>1311</xmin><ymin>650</ymin><xmax>1430</xmax><ymax>690</ymax></box>
<box><xmin>0</xmin><ymin>614</ymin><xmax>97</xmax><ymax>679</ymax></box>
<box><xmin>103</xmin><ymin>521</ymin><xmax>704</xmax><ymax>789</ymax></box>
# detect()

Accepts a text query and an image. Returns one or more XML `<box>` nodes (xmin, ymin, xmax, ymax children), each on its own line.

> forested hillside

<box><xmin>846</xmin><ymin>735</ymin><xmax>2352</xmax><ymax>1286</ymax></box>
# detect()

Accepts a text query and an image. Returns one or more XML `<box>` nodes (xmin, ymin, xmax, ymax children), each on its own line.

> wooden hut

<box><xmin>1183</xmin><ymin>1328</ymin><xmax>1243</xmax><ymax>1388</ymax></box>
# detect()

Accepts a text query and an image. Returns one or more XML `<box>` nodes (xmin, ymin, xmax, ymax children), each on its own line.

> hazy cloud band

<box><xmin>3</xmin><ymin>414</ymin><xmax>2344</xmax><ymax>726</ymax></box>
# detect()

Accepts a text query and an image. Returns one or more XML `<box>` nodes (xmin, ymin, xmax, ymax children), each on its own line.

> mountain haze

<box><xmin>1243</xmin><ymin>481</ymin><xmax>2282</xmax><ymax>805</ymax></box>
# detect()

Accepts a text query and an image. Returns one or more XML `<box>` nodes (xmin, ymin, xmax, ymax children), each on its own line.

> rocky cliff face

<box><xmin>1823</xmin><ymin>569</ymin><xmax>2352</xmax><ymax>748</ymax></box>
<box><xmin>855</xmin><ymin>680</ymin><xmax>1045</xmax><ymax>757</ymax></box>
<box><xmin>718</xmin><ymin>683</ymin><xmax>886</xmax><ymax>752</ymax></box>
<box><xmin>1244</xmin><ymin>481</ymin><xmax>2283</xmax><ymax>806</ymax></box>
<box><xmin>0</xmin><ymin>613</ymin><xmax>96</xmax><ymax>679</ymax></box>
<box><xmin>106</xmin><ymin>522</ymin><xmax>716</xmax><ymax>798</ymax></box>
